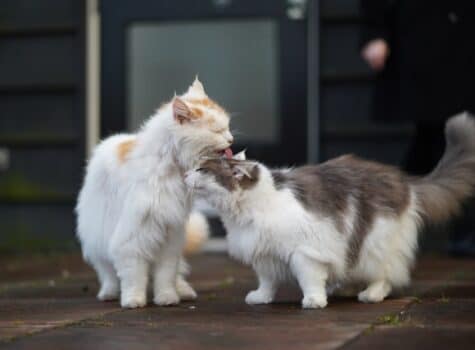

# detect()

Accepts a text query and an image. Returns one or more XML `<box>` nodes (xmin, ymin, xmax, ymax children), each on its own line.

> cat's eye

<box><xmin>196</xmin><ymin>168</ymin><xmax>205</xmax><ymax>172</ymax></box>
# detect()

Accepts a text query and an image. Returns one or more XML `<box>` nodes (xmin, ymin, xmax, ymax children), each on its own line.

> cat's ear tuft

<box><xmin>190</xmin><ymin>76</ymin><xmax>206</xmax><ymax>95</ymax></box>
<box><xmin>173</xmin><ymin>97</ymin><xmax>192</xmax><ymax>124</ymax></box>
<box><xmin>233</xmin><ymin>150</ymin><xmax>247</xmax><ymax>161</ymax></box>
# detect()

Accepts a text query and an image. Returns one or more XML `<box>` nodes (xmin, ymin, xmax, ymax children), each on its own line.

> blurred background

<box><xmin>0</xmin><ymin>0</ymin><xmax>472</xmax><ymax>255</ymax></box>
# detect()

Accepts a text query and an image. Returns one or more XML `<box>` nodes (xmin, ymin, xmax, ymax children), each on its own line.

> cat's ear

<box><xmin>192</xmin><ymin>76</ymin><xmax>205</xmax><ymax>93</ymax></box>
<box><xmin>233</xmin><ymin>150</ymin><xmax>247</xmax><ymax>161</ymax></box>
<box><xmin>232</xmin><ymin>162</ymin><xmax>257</xmax><ymax>181</ymax></box>
<box><xmin>173</xmin><ymin>97</ymin><xmax>192</xmax><ymax>124</ymax></box>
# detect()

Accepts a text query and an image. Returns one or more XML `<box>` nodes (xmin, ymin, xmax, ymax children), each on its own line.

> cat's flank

<box><xmin>185</xmin><ymin>112</ymin><xmax>475</xmax><ymax>308</ymax></box>
<box><xmin>76</xmin><ymin>79</ymin><xmax>233</xmax><ymax>308</ymax></box>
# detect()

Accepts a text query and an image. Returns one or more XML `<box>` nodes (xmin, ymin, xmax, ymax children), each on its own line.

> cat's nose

<box><xmin>225</xmin><ymin>131</ymin><xmax>234</xmax><ymax>144</ymax></box>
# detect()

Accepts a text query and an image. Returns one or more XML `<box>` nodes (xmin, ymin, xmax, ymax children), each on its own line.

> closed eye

<box><xmin>213</xmin><ymin>128</ymin><xmax>227</xmax><ymax>134</ymax></box>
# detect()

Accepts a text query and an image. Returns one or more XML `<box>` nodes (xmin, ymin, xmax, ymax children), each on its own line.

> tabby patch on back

<box><xmin>271</xmin><ymin>155</ymin><xmax>410</xmax><ymax>266</ymax></box>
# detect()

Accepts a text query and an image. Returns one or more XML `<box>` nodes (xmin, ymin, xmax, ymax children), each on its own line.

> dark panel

<box><xmin>0</xmin><ymin>204</ymin><xmax>77</xmax><ymax>253</ymax></box>
<box><xmin>0</xmin><ymin>148</ymin><xmax>82</xmax><ymax>199</ymax></box>
<box><xmin>0</xmin><ymin>0</ymin><xmax>76</xmax><ymax>33</ymax></box>
<box><xmin>0</xmin><ymin>36</ymin><xmax>77</xmax><ymax>88</ymax></box>
<box><xmin>0</xmin><ymin>0</ymin><xmax>85</xmax><ymax>252</ymax></box>
<box><xmin>321</xmin><ymin>0</ymin><xmax>360</xmax><ymax>19</ymax></box>
<box><xmin>321</xmin><ymin>138</ymin><xmax>413</xmax><ymax>166</ymax></box>
<box><xmin>0</xmin><ymin>93</ymin><xmax>76</xmax><ymax>138</ymax></box>
<box><xmin>101</xmin><ymin>0</ymin><xmax>308</xmax><ymax>166</ymax></box>
<box><xmin>321</xmin><ymin>24</ymin><xmax>372</xmax><ymax>80</ymax></box>
<box><xmin>321</xmin><ymin>82</ymin><xmax>373</xmax><ymax>124</ymax></box>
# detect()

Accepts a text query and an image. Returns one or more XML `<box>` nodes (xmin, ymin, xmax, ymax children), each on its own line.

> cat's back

<box><xmin>314</xmin><ymin>154</ymin><xmax>408</xmax><ymax>195</ymax></box>
<box><xmin>275</xmin><ymin>154</ymin><xmax>410</xmax><ymax>217</ymax></box>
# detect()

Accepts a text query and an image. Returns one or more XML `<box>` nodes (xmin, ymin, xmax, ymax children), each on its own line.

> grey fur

<box><xmin>271</xmin><ymin>156</ymin><xmax>410</xmax><ymax>267</ymax></box>
<box><xmin>412</xmin><ymin>112</ymin><xmax>475</xmax><ymax>224</ymax></box>
<box><xmin>198</xmin><ymin>113</ymin><xmax>475</xmax><ymax>268</ymax></box>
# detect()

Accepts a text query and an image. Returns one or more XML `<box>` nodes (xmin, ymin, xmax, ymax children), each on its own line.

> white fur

<box><xmin>76</xmin><ymin>79</ymin><xmax>232</xmax><ymax>308</ymax></box>
<box><xmin>185</xmin><ymin>163</ymin><xmax>421</xmax><ymax>308</ymax></box>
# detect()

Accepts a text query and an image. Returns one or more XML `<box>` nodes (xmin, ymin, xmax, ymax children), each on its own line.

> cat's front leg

<box><xmin>245</xmin><ymin>263</ymin><xmax>279</xmax><ymax>305</ymax></box>
<box><xmin>114</xmin><ymin>256</ymin><xmax>149</xmax><ymax>308</ymax></box>
<box><xmin>290</xmin><ymin>251</ymin><xmax>328</xmax><ymax>309</ymax></box>
<box><xmin>153</xmin><ymin>227</ymin><xmax>184</xmax><ymax>306</ymax></box>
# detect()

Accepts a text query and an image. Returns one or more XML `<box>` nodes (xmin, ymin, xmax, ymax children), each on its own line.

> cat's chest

<box><xmin>148</xmin><ymin>175</ymin><xmax>191</xmax><ymax>218</ymax></box>
<box><xmin>226</xmin><ymin>224</ymin><xmax>260</xmax><ymax>264</ymax></box>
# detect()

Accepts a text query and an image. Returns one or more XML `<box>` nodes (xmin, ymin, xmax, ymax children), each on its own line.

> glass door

<box><xmin>101</xmin><ymin>0</ymin><xmax>309</xmax><ymax>166</ymax></box>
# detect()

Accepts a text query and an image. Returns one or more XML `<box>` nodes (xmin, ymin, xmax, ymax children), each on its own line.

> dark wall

<box><xmin>0</xmin><ymin>0</ymin><xmax>423</xmax><ymax>252</ymax></box>
<box><xmin>319</xmin><ymin>0</ymin><xmax>414</xmax><ymax>165</ymax></box>
<box><xmin>318</xmin><ymin>0</ymin><xmax>451</xmax><ymax>250</ymax></box>
<box><xmin>0</xmin><ymin>0</ymin><xmax>85</xmax><ymax>253</ymax></box>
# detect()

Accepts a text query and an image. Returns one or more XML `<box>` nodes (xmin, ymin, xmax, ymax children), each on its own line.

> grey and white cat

<box><xmin>185</xmin><ymin>113</ymin><xmax>475</xmax><ymax>308</ymax></box>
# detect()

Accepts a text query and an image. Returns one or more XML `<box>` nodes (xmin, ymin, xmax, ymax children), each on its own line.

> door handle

<box><xmin>287</xmin><ymin>0</ymin><xmax>307</xmax><ymax>20</ymax></box>
<box><xmin>212</xmin><ymin>0</ymin><xmax>233</xmax><ymax>9</ymax></box>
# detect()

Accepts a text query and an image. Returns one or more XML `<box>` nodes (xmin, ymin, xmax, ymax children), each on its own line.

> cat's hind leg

<box><xmin>93</xmin><ymin>258</ymin><xmax>120</xmax><ymax>301</ymax></box>
<box><xmin>175</xmin><ymin>257</ymin><xmax>197</xmax><ymax>301</ymax></box>
<box><xmin>176</xmin><ymin>275</ymin><xmax>197</xmax><ymax>301</ymax></box>
<box><xmin>290</xmin><ymin>251</ymin><xmax>329</xmax><ymax>309</ymax></box>
<box><xmin>358</xmin><ymin>280</ymin><xmax>392</xmax><ymax>303</ymax></box>
<box><xmin>245</xmin><ymin>263</ymin><xmax>279</xmax><ymax>305</ymax></box>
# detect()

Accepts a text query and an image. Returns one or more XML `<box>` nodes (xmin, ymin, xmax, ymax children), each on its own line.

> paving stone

<box><xmin>0</xmin><ymin>298</ymin><xmax>120</xmax><ymax>342</ymax></box>
<box><xmin>0</xmin><ymin>254</ymin><xmax>474</xmax><ymax>349</ymax></box>
<box><xmin>341</xmin><ymin>327</ymin><xmax>475</xmax><ymax>350</ymax></box>
<box><xmin>0</xmin><ymin>318</ymin><xmax>365</xmax><ymax>350</ymax></box>
<box><xmin>403</xmin><ymin>298</ymin><xmax>475</xmax><ymax>327</ymax></box>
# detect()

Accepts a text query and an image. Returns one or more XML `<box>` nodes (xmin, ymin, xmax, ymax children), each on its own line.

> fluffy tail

<box><xmin>412</xmin><ymin>112</ymin><xmax>475</xmax><ymax>224</ymax></box>
<box><xmin>184</xmin><ymin>211</ymin><xmax>210</xmax><ymax>255</ymax></box>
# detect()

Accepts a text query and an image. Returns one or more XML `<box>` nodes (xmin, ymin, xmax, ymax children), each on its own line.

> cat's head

<box><xmin>185</xmin><ymin>151</ymin><xmax>260</xmax><ymax>209</ymax></box>
<box><xmin>169</xmin><ymin>78</ymin><xmax>234</xmax><ymax>162</ymax></box>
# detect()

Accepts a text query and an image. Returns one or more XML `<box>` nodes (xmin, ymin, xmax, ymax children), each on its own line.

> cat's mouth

<box><xmin>217</xmin><ymin>148</ymin><xmax>233</xmax><ymax>159</ymax></box>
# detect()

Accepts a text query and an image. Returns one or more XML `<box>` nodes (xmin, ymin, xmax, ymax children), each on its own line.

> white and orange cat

<box><xmin>185</xmin><ymin>113</ymin><xmax>475</xmax><ymax>308</ymax></box>
<box><xmin>76</xmin><ymin>79</ymin><xmax>232</xmax><ymax>308</ymax></box>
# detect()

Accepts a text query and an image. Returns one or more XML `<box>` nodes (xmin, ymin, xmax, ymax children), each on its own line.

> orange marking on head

<box><xmin>187</xmin><ymin>98</ymin><xmax>226</xmax><ymax>114</ymax></box>
<box><xmin>117</xmin><ymin>139</ymin><xmax>137</xmax><ymax>163</ymax></box>
<box><xmin>190</xmin><ymin>107</ymin><xmax>204</xmax><ymax>118</ymax></box>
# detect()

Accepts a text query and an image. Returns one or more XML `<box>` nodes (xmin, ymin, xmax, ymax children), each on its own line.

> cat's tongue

<box><xmin>224</xmin><ymin>148</ymin><xmax>233</xmax><ymax>159</ymax></box>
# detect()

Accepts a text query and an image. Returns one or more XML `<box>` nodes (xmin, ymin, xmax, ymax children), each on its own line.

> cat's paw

<box><xmin>357</xmin><ymin>289</ymin><xmax>385</xmax><ymax>303</ymax></box>
<box><xmin>154</xmin><ymin>290</ymin><xmax>180</xmax><ymax>306</ymax></box>
<box><xmin>97</xmin><ymin>290</ymin><xmax>119</xmax><ymax>301</ymax></box>
<box><xmin>302</xmin><ymin>294</ymin><xmax>328</xmax><ymax>309</ymax></box>
<box><xmin>245</xmin><ymin>290</ymin><xmax>274</xmax><ymax>305</ymax></box>
<box><xmin>121</xmin><ymin>294</ymin><xmax>147</xmax><ymax>308</ymax></box>
<box><xmin>97</xmin><ymin>286</ymin><xmax>119</xmax><ymax>301</ymax></box>
<box><xmin>176</xmin><ymin>279</ymin><xmax>197</xmax><ymax>301</ymax></box>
